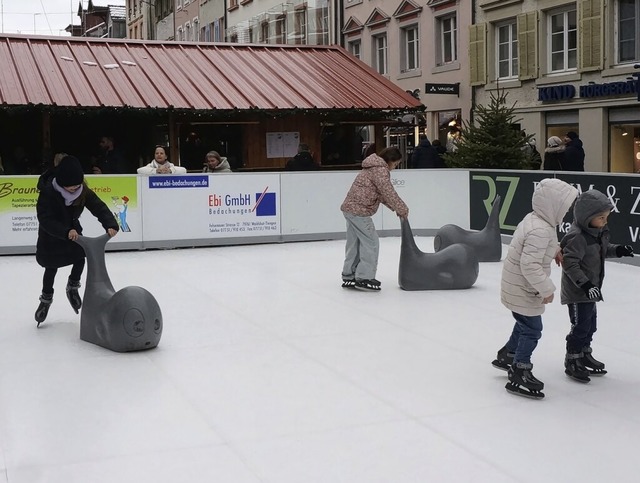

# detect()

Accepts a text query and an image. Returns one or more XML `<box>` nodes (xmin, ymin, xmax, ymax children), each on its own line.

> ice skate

<box><xmin>66</xmin><ymin>279</ymin><xmax>82</xmax><ymax>314</ymax></box>
<box><xmin>491</xmin><ymin>345</ymin><xmax>514</xmax><ymax>372</ymax></box>
<box><xmin>341</xmin><ymin>279</ymin><xmax>356</xmax><ymax>288</ymax></box>
<box><xmin>505</xmin><ymin>362</ymin><xmax>545</xmax><ymax>399</ymax></box>
<box><xmin>581</xmin><ymin>346</ymin><xmax>607</xmax><ymax>376</ymax></box>
<box><xmin>565</xmin><ymin>352</ymin><xmax>591</xmax><ymax>383</ymax></box>
<box><xmin>354</xmin><ymin>279</ymin><xmax>381</xmax><ymax>291</ymax></box>
<box><xmin>35</xmin><ymin>292</ymin><xmax>53</xmax><ymax>327</ymax></box>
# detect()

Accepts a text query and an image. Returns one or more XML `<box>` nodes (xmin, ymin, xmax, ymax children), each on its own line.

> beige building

<box><xmin>126</xmin><ymin>0</ymin><xmax>147</xmax><ymax>39</ymax></box>
<box><xmin>472</xmin><ymin>0</ymin><xmax>640</xmax><ymax>173</ymax></box>
<box><xmin>225</xmin><ymin>0</ymin><xmax>335</xmax><ymax>45</ymax></box>
<box><xmin>342</xmin><ymin>0</ymin><xmax>472</xmax><ymax>149</ymax></box>
<box><xmin>199</xmin><ymin>0</ymin><xmax>226</xmax><ymax>41</ymax></box>
<box><xmin>175</xmin><ymin>0</ymin><xmax>201</xmax><ymax>41</ymax></box>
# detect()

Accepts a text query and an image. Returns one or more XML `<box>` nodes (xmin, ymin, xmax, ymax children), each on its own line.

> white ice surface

<box><xmin>1</xmin><ymin>237</ymin><xmax>639</xmax><ymax>483</ymax></box>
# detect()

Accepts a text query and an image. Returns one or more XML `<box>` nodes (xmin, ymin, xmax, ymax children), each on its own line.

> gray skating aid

<box><xmin>433</xmin><ymin>195</ymin><xmax>502</xmax><ymax>262</ymax></box>
<box><xmin>398</xmin><ymin>218</ymin><xmax>479</xmax><ymax>290</ymax></box>
<box><xmin>74</xmin><ymin>234</ymin><xmax>162</xmax><ymax>352</ymax></box>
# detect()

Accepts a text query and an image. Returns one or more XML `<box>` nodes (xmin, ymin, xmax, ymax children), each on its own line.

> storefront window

<box><xmin>610</xmin><ymin>123</ymin><xmax>640</xmax><ymax>173</ymax></box>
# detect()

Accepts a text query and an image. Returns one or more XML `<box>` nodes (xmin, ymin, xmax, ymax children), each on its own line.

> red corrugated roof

<box><xmin>0</xmin><ymin>34</ymin><xmax>423</xmax><ymax>112</ymax></box>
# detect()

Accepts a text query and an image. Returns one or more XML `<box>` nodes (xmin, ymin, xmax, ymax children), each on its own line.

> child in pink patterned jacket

<box><xmin>340</xmin><ymin>146</ymin><xmax>409</xmax><ymax>291</ymax></box>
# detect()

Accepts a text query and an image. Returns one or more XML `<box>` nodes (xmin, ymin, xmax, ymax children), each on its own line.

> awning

<box><xmin>0</xmin><ymin>34</ymin><xmax>423</xmax><ymax>112</ymax></box>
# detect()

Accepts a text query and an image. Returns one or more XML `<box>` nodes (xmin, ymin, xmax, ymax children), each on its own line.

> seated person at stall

<box><xmin>202</xmin><ymin>151</ymin><xmax>232</xmax><ymax>173</ymax></box>
<box><xmin>137</xmin><ymin>145</ymin><xmax>187</xmax><ymax>174</ymax></box>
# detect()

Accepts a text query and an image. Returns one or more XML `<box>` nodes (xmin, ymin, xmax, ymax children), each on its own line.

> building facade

<box><xmin>472</xmin><ymin>0</ymin><xmax>640</xmax><ymax>173</ymax></box>
<box><xmin>199</xmin><ymin>0</ymin><xmax>226</xmax><ymax>42</ymax></box>
<box><xmin>342</xmin><ymin>0</ymin><xmax>472</xmax><ymax>151</ymax></box>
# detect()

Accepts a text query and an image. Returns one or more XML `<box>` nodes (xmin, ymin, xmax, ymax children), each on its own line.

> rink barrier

<box><xmin>1</xmin><ymin>169</ymin><xmax>638</xmax><ymax>266</ymax></box>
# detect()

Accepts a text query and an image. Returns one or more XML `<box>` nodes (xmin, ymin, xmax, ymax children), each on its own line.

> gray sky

<box><xmin>0</xmin><ymin>0</ymin><xmax>124</xmax><ymax>36</ymax></box>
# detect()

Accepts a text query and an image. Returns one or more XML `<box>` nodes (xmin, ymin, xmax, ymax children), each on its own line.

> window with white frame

<box><xmin>401</xmin><ymin>25</ymin><xmax>419</xmax><ymax>72</ymax></box>
<box><xmin>349</xmin><ymin>39</ymin><xmax>361</xmax><ymax>59</ymax></box>
<box><xmin>177</xmin><ymin>0</ymin><xmax>183</xmax><ymax>9</ymax></box>
<box><xmin>261</xmin><ymin>22</ymin><xmax>269</xmax><ymax>43</ymax></box>
<box><xmin>294</xmin><ymin>9</ymin><xmax>307</xmax><ymax>44</ymax></box>
<box><xmin>549</xmin><ymin>8</ymin><xmax>577</xmax><ymax>72</ymax></box>
<box><xmin>177</xmin><ymin>26</ymin><xmax>183</xmax><ymax>41</ymax></box>
<box><xmin>185</xmin><ymin>22</ymin><xmax>191</xmax><ymax>41</ymax></box>
<box><xmin>496</xmin><ymin>20</ymin><xmax>518</xmax><ymax>79</ymax></box>
<box><xmin>437</xmin><ymin>14</ymin><xmax>457</xmax><ymax>64</ymax></box>
<box><xmin>618</xmin><ymin>0</ymin><xmax>639</xmax><ymax>62</ymax></box>
<box><xmin>373</xmin><ymin>34</ymin><xmax>388</xmax><ymax>74</ymax></box>
<box><xmin>193</xmin><ymin>17</ymin><xmax>200</xmax><ymax>41</ymax></box>
<box><xmin>275</xmin><ymin>15</ymin><xmax>286</xmax><ymax>43</ymax></box>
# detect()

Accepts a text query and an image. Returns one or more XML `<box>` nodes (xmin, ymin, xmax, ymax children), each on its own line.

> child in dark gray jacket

<box><xmin>560</xmin><ymin>189</ymin><xmax>634</xmax><ymax>382</ymax></box>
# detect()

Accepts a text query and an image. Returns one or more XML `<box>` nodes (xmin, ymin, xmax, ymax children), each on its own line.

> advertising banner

<box><xmin>0</xmin><ymin>176</ymin><xmax>40</xmax><ymax>247</ymax></box>
<box><xmin>0</xmin><ymin>175</ymin><xmax>141</xmax><ymax>250</ymax></box>
<box><xmin>140</xmin><ymin>174</ymin><xmax>281</xmax><ymax>241</ymax></box>
<box><xmin>81</xmin><ymin>176</ymin><xmax>142</xmax><ymax>242</ymax></box>
<box><xmin>470</xmin><ymin>171</ymin><xmax>640</xmax><ymax>251</ymax></box>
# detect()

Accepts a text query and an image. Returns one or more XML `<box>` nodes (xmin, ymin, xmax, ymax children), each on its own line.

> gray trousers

<box><xmin>342</xmin><ymin>212</ymin><xmax>379</xmax><ymax>281</ymax></box>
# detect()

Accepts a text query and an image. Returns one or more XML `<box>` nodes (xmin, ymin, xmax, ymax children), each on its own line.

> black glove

<box><xmin>581</xmin><ymin>281</ymin><xmax>601</xmax><ymax>300</ymax></box>
<box><xmin>616</xmin><ymin>245</ymin><xmax>634</xmax><ymax>257</ymax></box>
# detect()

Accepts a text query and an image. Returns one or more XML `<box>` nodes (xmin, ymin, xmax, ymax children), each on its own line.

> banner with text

<box><xmin>140</xmin><ymin>174</ymin><xmax>281</xmax><ymax>240</ymax></box>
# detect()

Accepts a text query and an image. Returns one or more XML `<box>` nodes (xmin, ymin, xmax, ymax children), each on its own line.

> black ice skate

<box><xmin>66</xmin><ymin>279</ymin><xmax>82</xmax><ymax>314</ymax></box>
<box><xmin>354</xmin><ymin>279</ymin><xmax>381</xmax><ymax>291</ymax></box>
<box><xmin>505</xmin><ymin>362</ymin><xmax>545</xmax><ymax>399</ymax></box>
<box><xmin>35</xmin><ymin>292</ymin><xmax>53</xmax><ymax>327</ymax></box>
<box><xmin>565</xmin><ymin>352</ymin><xmax>591</xmax><ymax>383</ymax></box>
<box><xmin>491</xmin><ymin>345</ymin><xmax>514</xmax><ymax>372</ymax></box>
<box><xmin>581</xmin><ymin>346</ymin><xmax>607</xmax><ymax>376</ymax></box>
<box><xmin>341</xmin><ymin>279</ymin><xmax>356</xmax><ymax>288</ymax></box>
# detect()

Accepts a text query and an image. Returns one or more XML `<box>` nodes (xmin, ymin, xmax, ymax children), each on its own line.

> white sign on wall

<box><xmin>140</xmin><ymin>174</ymin><xmax>281</xmax><ymax>241</ymax></box>
<box><xmin>266</xmin><ymin>132</ymin><xmax>299</xmax><ymax>158</ymax></box>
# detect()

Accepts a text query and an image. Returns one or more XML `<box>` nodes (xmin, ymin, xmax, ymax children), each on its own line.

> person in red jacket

<box><xmin>340</xmin><ymin>147</ymin><xmax>409</xmax><ymax>291</ymax></box>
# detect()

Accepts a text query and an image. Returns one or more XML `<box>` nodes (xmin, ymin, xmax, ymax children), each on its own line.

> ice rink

<box><xmin>1</xmin><ymin>236</ymin><xmax>639</xmax><ymax>482</ymax></box>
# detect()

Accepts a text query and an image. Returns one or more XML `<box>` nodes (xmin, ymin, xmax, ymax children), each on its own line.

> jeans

<box><xmin>505</xmin><ymin>312</ymin><xmax>543</xmax><ymax>364</ymax></box>
<box><xmin>566</xmin><ymin>302</ymin><xmax>597</xmax><ymax>353</ymax></box>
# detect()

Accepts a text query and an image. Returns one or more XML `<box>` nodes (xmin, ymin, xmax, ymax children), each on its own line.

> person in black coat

<box><xmin>411</xmin><ymin>135</ymin><xmax>445</xmax><ymax>168</ymax></box>
<box><xmin>285</xmin><ymin>144</ymin><xmax>319</xmax><ymax>171</ymax></box>
<box><xmin>35</xmin><ymin>155</ymin><xmax>119</xmax><ymax>326</ymax></box>
<box><xmin>562</xmin><ymin>131</ymin><xmax>585</xmax><ymax>171</ymax></box>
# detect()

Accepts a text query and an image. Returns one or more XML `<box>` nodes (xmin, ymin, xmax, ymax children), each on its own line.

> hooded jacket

<box><xmin>501</xmin><ymin>178</ymin><xmax>578</xmax><ymax>316</ymax></box>
<box><xmin>543</xmin><ymin>145</ymin><xmax>566</xmax><ymax>171</ymax></box>
<box><xmin>560</xmin><ymin>190</ymin><xmax>620</xmax><ymax>304</ymax></box>
<box><xmin>340</xmin><ymin>154</ymin><xmax>408</xmax><ymax>218</ymax></box>
<box><xmin>137</xmin><ymin>160</ymin><xmax>187</xmax><ymax>174</ymax></box>
<box><xmin>35</xmin><ymin>170</ymin><xmax>119</xmax><ymax>268</ymax></box>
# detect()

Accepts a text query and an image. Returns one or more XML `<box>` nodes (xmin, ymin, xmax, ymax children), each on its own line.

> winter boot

<box><xmin>565</xmin><ymin>352</ymin><xmax>591</xmax><ymax>383</ymax></box>
<box><xmin>491</xmin><ymin>345</ymin><xmax>515</xmax><ymax>372</ymax></box>
<box><xmin>581</xmin><ymin>346</ymin><xmax>607</xmax><ymax>376</ymax></box>
<box><xmin>505</xmin><ymin>362</ymin><xmax>544</xmax><ymax>399</ymax></box>
<box><xmin>66</xmin><ymin>279</ymin><xmax>82</xmax><ymax>314</ymax></box>
<box><xmin>35</xmin><ymin>292</ymin><xmax>53</xmax><ymax>327</ymax></box>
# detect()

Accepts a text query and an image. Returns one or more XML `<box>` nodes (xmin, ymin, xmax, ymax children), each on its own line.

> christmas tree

<box><xmin>444</xmin><ymin>90</ymin><xmax>537</xmax><ymax>169</ymax></box>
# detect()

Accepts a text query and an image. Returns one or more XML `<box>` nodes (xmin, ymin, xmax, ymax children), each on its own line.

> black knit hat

<box><xmin>566</xmin><ymin>131</ymin><xmax>579</xmax><ymax>140</ymax></box>
<box><xmin>55</xmin><ymin>156</ymin><xmax>84</xmax><ymax>187</ymax></box>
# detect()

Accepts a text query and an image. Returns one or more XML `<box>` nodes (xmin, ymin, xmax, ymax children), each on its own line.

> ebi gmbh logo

<box><xmin>208</xmin><ymin>186</ymin><xmax>276</xmax><ymax>216</ymax></box>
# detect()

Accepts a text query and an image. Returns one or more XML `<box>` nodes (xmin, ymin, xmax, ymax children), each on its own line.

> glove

<box><xmin>616</xmin><ymin>245</ymin><xmax>634</xmax><ymax>257</ymax></box>
<box><xmin>581</xmin><ymin>281</ymin><xmax>601</xmax><ymax>300</ymax></box>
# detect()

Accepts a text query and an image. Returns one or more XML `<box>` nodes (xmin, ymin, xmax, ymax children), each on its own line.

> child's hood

<box><xmin>361</xmin><ymin>154</ymin><xmax>388</xmax><ymax>169</ymax></box>
<box><xmin>573</xmin><ymin>189</ymin><xmax>613</xmax><ymax>230</ymax></box>
<box><xmin>532</xmin><ymin>178</ymin><xmax>579</xmax><ymax>226</ymax></box>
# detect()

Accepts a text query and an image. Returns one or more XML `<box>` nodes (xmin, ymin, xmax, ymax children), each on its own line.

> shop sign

<box><xmin>538</xmin><ymin>79</ymin><xmax>639</xmax><ymax>102</ymax></box>
<box><xmin>425</xmin><ymin>83</ymin><xmax>459</xmax><ymax>95</ymax></box>
<box><xmin>580</xmin><ymin>80</ymin><xmax>638</xmax><ymax>98</ymax></box>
